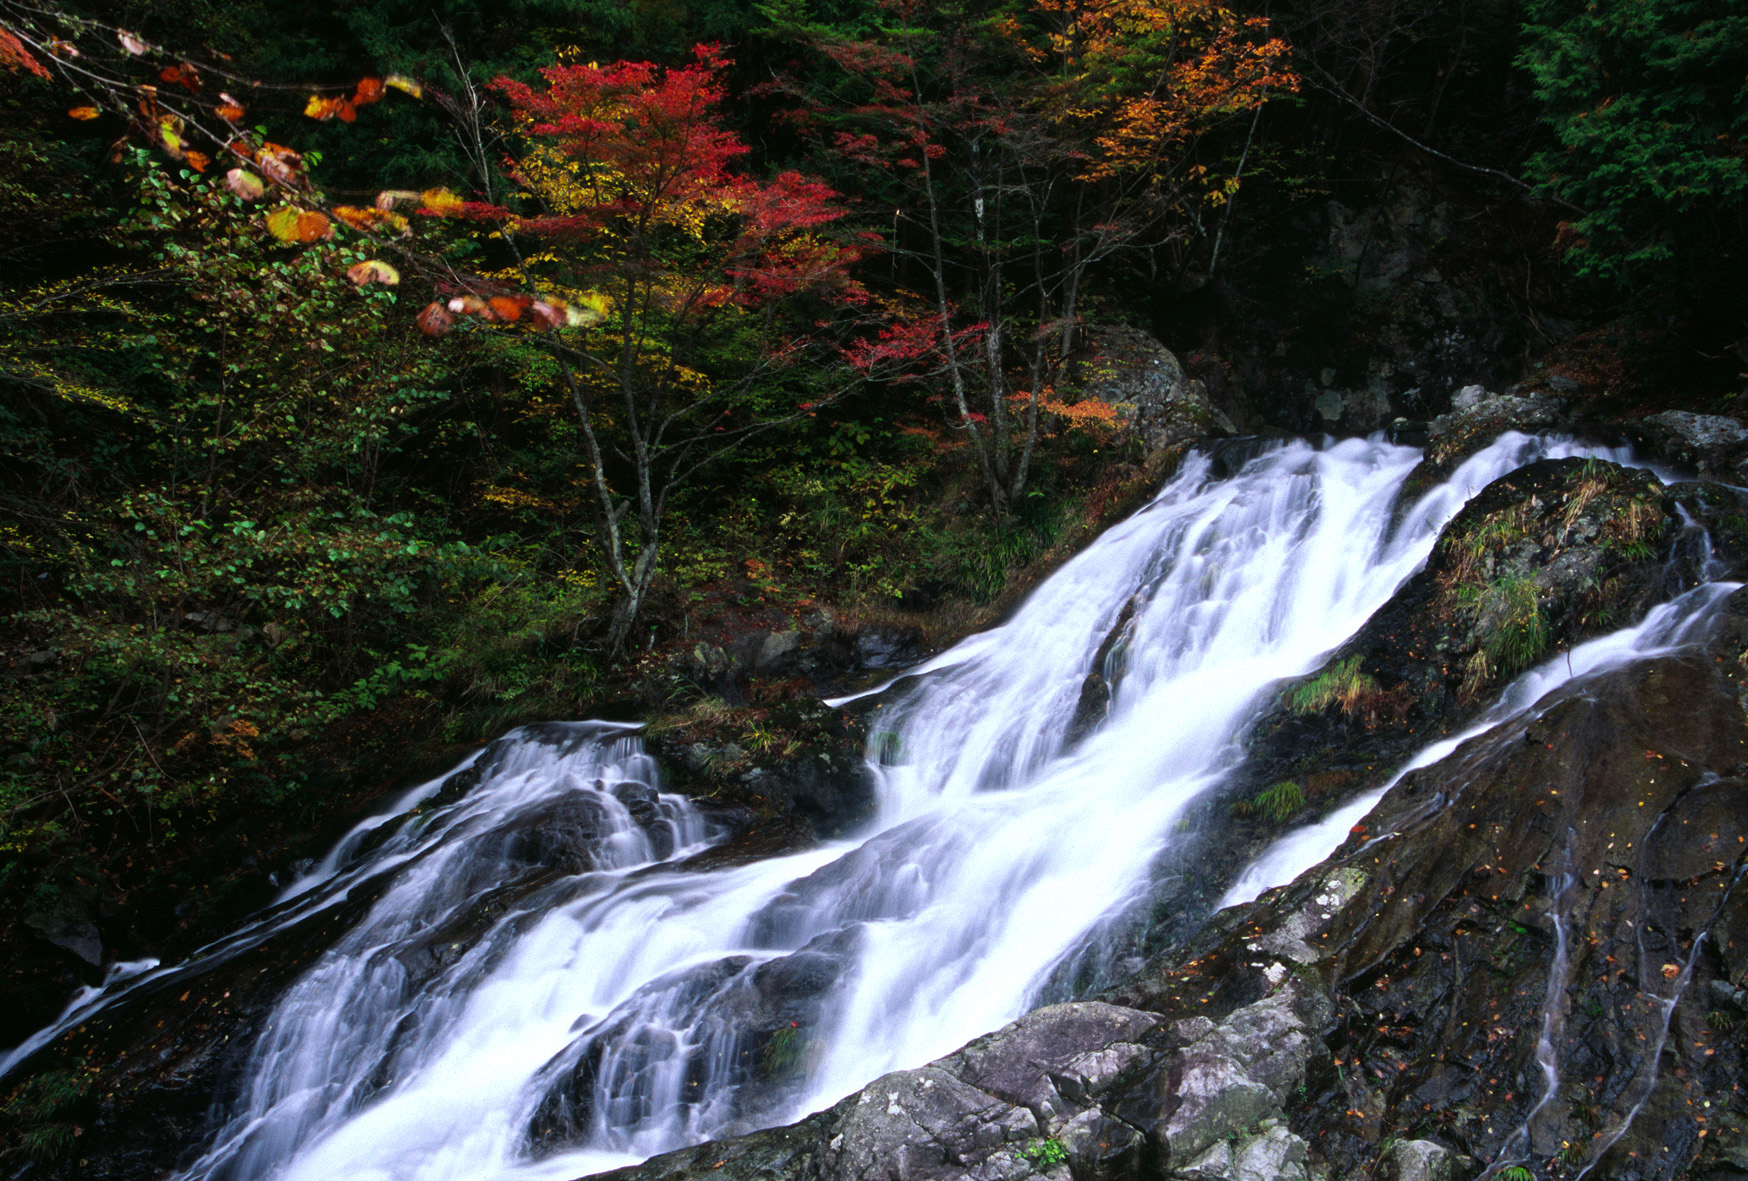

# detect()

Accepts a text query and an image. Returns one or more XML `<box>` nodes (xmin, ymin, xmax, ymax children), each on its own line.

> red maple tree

<box><xmin>484</xmin><ymin>46</ymin><xmax>869</xmax><ymax>649</ymax></box>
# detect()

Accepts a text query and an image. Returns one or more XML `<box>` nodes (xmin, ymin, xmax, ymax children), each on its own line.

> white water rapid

<box><xmin>3</xmin><ymin>432</ymin><xmax>1696</xmax><ymax>1181</ymax></box>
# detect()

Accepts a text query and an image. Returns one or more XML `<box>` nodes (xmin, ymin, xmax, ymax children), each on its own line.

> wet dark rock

<box><xmin>1388</xmin><ymin>419</ymin><xmax>1432</xmax><ymax>447</ymax></box>
<box><xmin>852</xmin><ymin>629</ymin><xmax>926</xmax><ymax>671</ymax></box>
<box><xmin>1402</xmin><ymin>393</ymin><xmax>1572</xmax><ymax>497</ymax></box>
<box><xmin>613</xmin><ymin>782</ymin><xmax>672</xmax><ymax>852</ymax></box>
<box><xmin>1202</xmin><ymin>436</ymin><xmax>1283</xmax><ymax>479</ymax></box>
<box><xmin>487</xmin><ymin>794</ymin><xmax>613</xmax><ymax>875</ymax></box>
<box><xmin>1267</xmin><ymin>593</ymin><xmax>1748</xmax><ymax>1181</ymax></box>
<box><xmin>1067</xmin><ymin>593</ymin><xmax>1144</xmax><ymax>747</ymax></box>
<box><xmin>1240</xmin><ymin>456</ymin><xmax>1676</xmax><ymax>816</ymax></box>
<box><xmin>658</xmin><ymin>813</ymin><xmax>817</xmax><ymax>875</ymax></box>
<box><xmin>527</xmin><ymin>929</ymin><xmax>864</xmax><ymax>1153</ymax></box>
<box><xmin>665</xmin><ymin>616</ymin><xmax>927</xmax><ymax>704</ymax></box>
<box><xmin>646</xmin><ymin>699</ymin><xmax>876</xmax><ymax>840</ymax></box>
<box><xmin>1624</xmin><ymin>411</ymin><xmax>1748</xmax><ymax>480</ymax></box>
<box><xmin>1</xmin><ymin>875</ymin><xmax>390</xmax><ymax>1181</ymax></box>
<box><xmin>22</xmin><ymin>892</ymin><xmax>104</xmax><ymax>967</ymax></box>
<box><xmin>529</xmin><ymin>955</ymin><xmax>759</xmax><ymax>1150</ymax></box>
<box><xmin>1057</xmin><ymin>455</ymin><xmax>1683</xmax><ymax>984</ymax></box>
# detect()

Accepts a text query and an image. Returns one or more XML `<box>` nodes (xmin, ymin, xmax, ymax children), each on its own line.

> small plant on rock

<box><xmin>760</xmin><ymin>1024</ymin><xmax>811</xmax><ymax>1080</ymax></box>
<box><xmin>1254</xmin><ymin>780</ymin><xmax>1306</xmax><ymax>823</ymax></box>
<box><xmin>1286</xmin><ymin>657</ymin><xmax>1380</xmax><ymax>717</ymax></box>
<box><xmin>3</xmin><ymin>1063</ymin><xmax>89</xmax><ymax>1162</ymax></box>
<box><xmin>1023</xmin><ymin>1137</ymin><xmax>1070</xmax><ymax>1168</ymax></box>
<box><xmin>1463</xmin><ymin>575</ymin><xmax>1549</xmax><ymax>695</ymax></box>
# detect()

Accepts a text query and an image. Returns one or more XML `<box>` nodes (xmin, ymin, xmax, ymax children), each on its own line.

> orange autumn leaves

<box><xmin>1036</xmin><ymin>0</ymin><xmax>1297</xmax><ymax>180</ymax></box>
<box><xmin>8</xmin><ymin>7</ymin><xmax>420</xmax><ymax>197</ymax></box>
<box><xmin>263</xmin><ymin>205</ymin><xmax>333</xmax><ymax>244</ymax></box>
<box><xmin>260</xmin><ymin>189</ymin><xmax>462</xmax><ymax>255</ymax></box>
<box><xmin>414</xmin><ymin>294</ymin><xmax>588</xmax><ymax>338</ymax></box>
<box><xmin>0</xmin><ymin>22</ymin><xmax>48</xmax><ymax>78</ymax></box>
<box><xmin>302</xmin><ymin>75</ymin><xmax>385</xmax><ymax>124</ymax></box>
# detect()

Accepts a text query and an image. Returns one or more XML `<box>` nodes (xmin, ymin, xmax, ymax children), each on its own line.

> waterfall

<box><xmin>3</xmin><ymin>432</ymin><xmax>1676</xmax><ymax>1181</ymax></box>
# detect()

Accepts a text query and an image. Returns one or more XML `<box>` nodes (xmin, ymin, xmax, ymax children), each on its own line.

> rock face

<box><xmin>1241</xmin><ymin>455</ymin><xmax>1678</xmax><ymax>805</ymax></box>
<box><xmin>1402</xmin><ymin>391</ymin><xmax>1574</xmax><ymax>496</ymax></box>
<box><xmin>1044</xmin><ymin>452</ymin><xmax>1690</xmax><ymax>983</ymax></box>
<box><xmin>527</xmin><ymin>926</ymin><xmax>865</xmax><ymax>1153</ymax></box>
<box><xmin>1221</xmin><ymin>170</ymin><xmax>1532</xmax><ymax>433</ymax></box>
<box><xmin>646</xmin><ymin>697</ymin><xmax>877</xmax><ymax>839</ymax></box>
<box><xmin>667</xmin><ymin>618</ymin><xmax>928</xmax><ymax>705</ymax></box>
<box><xmin>593</xmin><ymin>883</ymin><xmax>1349</xmax><ymax>1181</ymax></box>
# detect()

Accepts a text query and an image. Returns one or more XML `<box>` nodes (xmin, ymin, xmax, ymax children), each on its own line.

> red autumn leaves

<box><xmin>415</xmin><ymin>46</ymin><xmax>860</xmax><ymax>337</ymax></box>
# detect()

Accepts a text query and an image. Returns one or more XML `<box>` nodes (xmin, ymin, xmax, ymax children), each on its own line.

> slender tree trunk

<box><xmin>914</xmin><ymin>103</ymin><xmax>1005</xmax><ymax>513</ymax></box>
<box><xmin>1058</xmin><ymin>187</ymin><xmax>1086</xmax><ymax>359</ymax></box>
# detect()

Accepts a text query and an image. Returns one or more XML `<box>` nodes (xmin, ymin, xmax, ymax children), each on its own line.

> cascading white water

<box><xmin>2</xmin><ymin>431</ymin><xmax>1681</xmax><ymax>1181</ymax></box>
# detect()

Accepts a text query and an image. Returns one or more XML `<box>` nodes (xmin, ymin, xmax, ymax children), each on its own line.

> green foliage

<box><xmin>1475</xmin><ymin>574</ymin><xmax>1549</xmax><ymax>677</ymax></box>
<box><xmin>1285</xmin><ymin>656</ymin><xmax>1378</xmax><ymax>716</ymax></box>
<box><xmin>1023</xmin><ymin>1137</ymin><xmax>1070</xmax><ymax>1168</ymax></box>
<box><xmin>1520</xmin><ymin>0</ymin><xmax>1748</xmax><ymax>291</ymax></box>
<box><xmin>765</xmin><ymin>455</ymin><xmax>926</xmax><ymax>600</ymax></box>
<box><xmin>760</xmin><ymin>1023</ymin><xmax>811</xmax><ymax>1079</ymax></box>
<box><xmin>1</xmin><ymin>1062</ymin><xmax>89</xmax><ymax>1163</ymax></box>
<box><xmin>1498</xmin><ymin>1166</ymin><xmax>1535</xmax><ymax>1181</ymax></box>
<box><xmin>1253</xmin><ymin>780</ymin><xmax>1306</xmax><ymax>823</ymax></box>
<box><xmin>0</xmin><ymin>131</ymin><xmax>621</xmax><ymax>875</ymax></box>
<box><xmin>932</xmin><ymin>495</ymin><xmax>1075</xmax><ymax>605</ymax></box>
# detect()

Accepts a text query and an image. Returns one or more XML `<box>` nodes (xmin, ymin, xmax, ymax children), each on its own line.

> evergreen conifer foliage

<box><xmin>1520</xmin><ymin>0</ymin><xmax>1748</xmax><ymax>289</ymax></box>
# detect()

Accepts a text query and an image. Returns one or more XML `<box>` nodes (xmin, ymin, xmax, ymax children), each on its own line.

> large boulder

<box><xmin>1078</xmin><ymin>327</ymin><xmax>1237</xmax><ymax>462</ymax></box>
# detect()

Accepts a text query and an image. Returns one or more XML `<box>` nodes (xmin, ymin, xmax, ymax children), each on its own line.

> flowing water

<box><xmin>3</xmin><ymin>432</ymin><xmax>1704</xmax><ymax>1181</ymax></box>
